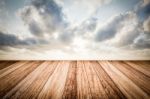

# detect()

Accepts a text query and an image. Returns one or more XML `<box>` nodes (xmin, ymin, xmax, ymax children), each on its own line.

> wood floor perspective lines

<box><xmin>0</xmin><ymin>61</ymin><xmax>149</xmax><ymax>99</ymax></box>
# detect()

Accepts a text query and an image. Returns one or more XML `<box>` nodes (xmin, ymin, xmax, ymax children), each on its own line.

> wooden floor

<box><xmin>0</xmin><ymin>61</ymin><xmax>150</xmax><ymax>99</ymax></box>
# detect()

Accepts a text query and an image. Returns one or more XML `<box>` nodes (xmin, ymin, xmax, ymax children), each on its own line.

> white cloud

<box><xmin>95</xmin><ymin>12</ymin><xmax>134</xmax><ymax>42</ymax></box>
<box><xmin>133</xmin><ymin>33</ymin><xmax>150</xmax><ymax>49</ymax></box>
<box><xmin>55</xmin><ymin>0</ymin><xmax>112</xmax><ymax>25</ymax></box>
<box><xmin>18</xmin><ymin>0</ymin><xmax>67</xmax><ymax>38</ymax></box>
<box><xmin>0</xmin><ymin>30</ymin><xmax>47</xmax><ymax>47</ymax></box>
<box><xmin>94</xmin><ymin>4</ymin><xmax>150</xmax><ymax>50</ymax></box>
<box><xmin>143</xmin><ymin>16</ymin><xmax>150</xmax><ymax>32</ymax></box>
<box><xmin>109</xmin><ymin>12</ymin><xmax>142</xmax><ymax>47</ymax></box>
<box><xmin>0</xmin><ymin>0</ymin><xmax>150</xmax><ymax>60</ymax></box>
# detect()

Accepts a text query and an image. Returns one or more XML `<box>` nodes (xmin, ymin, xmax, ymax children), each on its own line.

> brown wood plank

<box><xmin>0</xmin><ymin>61</ymin><xmax>17</xmax><ymax>70</ymax></box>
<box><xmin>18</xmin><ymin>61</ymin><xmax>58</xmax><ymax>99</ymax></box>
<box><xmin>99</xmin><ymin>61</ymin><xmax>149</xmax><ymax>99</ymax></box>
<box><xmin>91</xmin><ymin>61</ymin><xmax>126</xmax><ymax>99</ymax></box>
<box><xmin>0</xmin><ymin>61</ymin><xmax>41</xmax><ymax>97</ymax></box>
<box><xmin>76</xmin><ymin>61</ymin><xmax>93</xmax><ymax>99</ymax></box>
<box><xmin>111</xmin><ymin>61</ymin><xmax>150</xmax><ymax>95</ymax></box>
<box><xmin>0</xmin><ymin>61</ymin><xmax>149</xmax><ymax>99</ymax></box>
<box><xmin>125</xmin><ymin>61</ymin><xmax>150</xmax><ymax>77</ymax></box>
<box><xmin>0</xmin><ymin>62</ymin><xmax>10</xmax><ymax>70</ymax></box>
<box><xmin>0</xmin><ymin>61</ymin><xmax>29</xmax><ymax>78</ymax></box>
<box><xmin>3</xmin><ymin>61</ymin><xmax>50</xmax><ymax>98</ymax></box>
<box><xmin>83</xmin><ymin>61</ymin><xmax>107</xmax><ymax>99</ymax></box>
<box><xmin>133</xmin><ymin>61</ymin><xmax>150</xmax><ymax>66</ymax></box>
<box><xmin>62</xmin><ymin>61</ymin><xmax>77</xmax><ymax>99</ymax></box>
<box><xmin>8</xmin><ymin>61</ymin><xmax>58</xmax><ymax>99</ymax></box>
<box><xmin>38</xmin><ymin>61</ymin><xmax>70</xmax><ymax>99</ymax></box>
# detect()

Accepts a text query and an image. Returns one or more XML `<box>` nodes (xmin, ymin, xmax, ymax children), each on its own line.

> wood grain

<box><xmin>0</xmin><ymin>61</ymin><xmax>149</xmax><ymax>99</ymax></box>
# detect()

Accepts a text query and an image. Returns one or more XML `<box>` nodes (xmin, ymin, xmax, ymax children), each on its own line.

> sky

<box><xmin>0</xmin><ymin>0</ymin><xmax>150</xmax><ymax>60</ymax></box>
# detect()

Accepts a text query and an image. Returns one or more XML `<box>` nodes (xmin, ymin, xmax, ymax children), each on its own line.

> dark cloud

<box><xmin>19</xmin><ymin>0</ymin><xmax>67</xmax><ymax>37</ymax></box>
<box><xmin>59</xmin><ymin>32</ymin><xmax>74</xmax><ymax>43</ymax></box>
<box><xmin>137</xmin><ymin>1</ymin><xmax>150</xmax><ymax>20</ymax></box>
<box><xmin>115</xmin><ymin>29</ymin><xmax>141</xmax><ymax>47</ymax></box>
<box><xmin>117</xmin><ymin>1</ymin><xmax>150</xmax><ymax>49</ymax></box>
<box><xmin>94</xmin><ymin>0</ymin><xmax>150</xmax><ymax>50</ymax></box>
<box><xmin>0</xmin><ymin>30</ymin><xmax>46</xmax><ymax>46</ymax></box>
<box><xmin>81</xmin><ymin>18</ymin><xmax>97</xmax><ymax>32</ymax></box>
<box><xmin>144</xmin><ymin>16</ymin><xmax>150</xmax><ymax>32</ymax></box>
<box><xmin>31</xmin><ymin>0</ymin><xmax>63</xmax><ymax>23</ymax></box>
<box><xmin>95</xmin><ymin>14</ymin><xmax>128</xmax><ymax>41</ymax></box>
<box><xmin>57</xmin><ymin>17</ymin><xmax>97</xmax><ymax>43</ymax></box>
<box><xmin>69</xmin><ymin>17</ymin><xmax>97</xmax><ymax>41</ymax></box>
<box><xmin>28</xmin><ymin>20</ymin><xmax>43</xmax><ymax>36</ymax></box>
<box><xmin>133</xmin><ymin>33</ymin><xmax>150</xmax><ymax>49</ymax></box>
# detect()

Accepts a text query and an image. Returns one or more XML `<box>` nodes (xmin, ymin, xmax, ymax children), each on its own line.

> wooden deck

<box><xmin>0</xmin><ymin>61</ymin><xmax>150</xmax><ymax>99</ymax></box>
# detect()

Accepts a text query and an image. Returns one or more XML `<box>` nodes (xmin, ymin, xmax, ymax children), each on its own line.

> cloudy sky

<box><xmin>0</xmin><ymin>0</ymin><xmax>150</xmax><ymax>60</ymax></box>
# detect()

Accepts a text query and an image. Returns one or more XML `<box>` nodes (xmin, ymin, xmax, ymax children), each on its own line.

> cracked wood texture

<box><xmin>0</xmin><ymin>61</ymin><xmax>150</xmax><ymax>99</ymax></box>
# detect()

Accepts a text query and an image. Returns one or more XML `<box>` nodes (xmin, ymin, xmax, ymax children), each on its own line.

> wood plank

<box><xmin>38</xmin><ymin>61</ymin><xmax>70</xmax><ymax>99</ymax></box>
<box><xmin>0</xmin><ymin>62</ymin><xmax>7</xmax><ymax>69</ymax></box>
<box><xmin>111</xmin><ymin>61</ymin><xmax>150</xmax><ymax>95</ymax></box>
<box><xmin>125</xmin><ymin>61</ymin><xmax>150</xmax><ymax>76</ymax></box>
<box><xmin>0</xmin><ymin>61</ymin><xmax>17</xmax><ymax>70</ymax></box>
<box><xmin>83</xmin><ymin>61</ymin><xmax>107</xmax><ymax>99</ymax></box>
<box><xmin>99</xmin><ymin>61</ymin><xmax>149</xmax><ymax>99</ymax></box>
<box><xmin>0</xmin><ymin>61</ymin><xmax>29</xmax><ymax>78</ymax></box>
<box><xmin>62</xmin><ymin>61</ymin><xmax>77</xmax><ymax>99</ymax></box>
<box><xmin>18</xmin><ymin>61</ymin><xmax>58</xmax><ymax>99</ymax></box>
<box><xmin>76</xmin><ymin>61</ymin><xmax>93</xmax><ymax>99</ymax></box>
<box><xmin>0</xmin><ymin>61</ymin><xmax>149</xmax><ymax>99</ymax></box>
<box><xmin>90</xmin><ymin>61</ymin><xmax>126</xmax><ymax>99</ymax></box>
<box><xmin>0</xmin><ymin>61</ymin><xmax>41</xmax><ymax>97</ymax></box>
<box><xmin>3</xmin><ymin>61</ymin><xmax>50</xmax><ymax>98</ymax></box>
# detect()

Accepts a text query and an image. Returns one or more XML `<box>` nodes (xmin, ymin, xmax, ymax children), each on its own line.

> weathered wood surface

<box><xmin>0</xmin><ymin>61</ymin><xmax>149</xmax><ymax>99</ymax></box>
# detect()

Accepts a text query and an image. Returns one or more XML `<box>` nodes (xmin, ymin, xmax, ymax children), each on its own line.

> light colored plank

<box><xmin>76</xmin><ymin>61</ymin><xmax>92</xmax><ymax>99</ymax></box>
<box><xmin>38</xmin><ymin>61</ymin><xmax>70</xmax><ymax>99</ymax></box>
<box><xmin>99</xmin><ymin>61</ymin><xmax>149</xmax><ymax>99</ymax></box>
<box><xmin>17</xmin><ymin>61</ymin><xmax>58</xmax><ymax>99</ymax></box>
<box><xmin>90</xmin><ymin>61</ymin><xmax>126</xmax><ymax>99</ymax></box>
<box><xmin>0</xmin><ymin>61</ymin><xmax>29</xmax><ymax>78</ymax></box>
<box><xmin>3</xmin><ymin>61</ymin><xmax>51</xmax><ymax>99</ymax></box>
<box><xmin>0</xmin><ymin>61</ymin><xmax>149</xmax><ymax>99</ymax></box>
<box><xmin>111</xmin><ymin>61</ymin><xmax>150</xmax><ymax>95</ymax></box>
<box><xmin>62</xmin><ymin>61</ymin><xmax>77</xmax><ymax>99</ymax></box>
<box><xmin>125</xmin><ymin>61</ymin><xmax>150</xmax><ymax>77</ymax></box>
<box><xmin>0</xmin><ymin>61</ymin><xmax>40</xmax><ymax>97</ymax></box>
<box><xmin>84</xmin><ymin>61</ymin><xmax>107</xmax><ymax>99</ymax></box>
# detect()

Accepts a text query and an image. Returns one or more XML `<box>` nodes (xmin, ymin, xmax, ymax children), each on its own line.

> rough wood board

<box><xmin>0</xmin><ymin>61</ymin><xmax>150</xmax><ymax>99</ymax></box>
